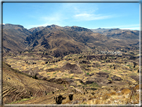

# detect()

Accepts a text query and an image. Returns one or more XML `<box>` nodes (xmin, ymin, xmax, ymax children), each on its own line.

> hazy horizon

<box><xmin>2</xmin><ymin>23</ymin><xmax>140</xmax><ymax>31</ymax></box>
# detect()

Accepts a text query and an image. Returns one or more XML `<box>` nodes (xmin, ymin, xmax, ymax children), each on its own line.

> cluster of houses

<box><xmin>98</xmin><ymin>51</ymin><xmax>122</xmax><ymax>55</ymax></box>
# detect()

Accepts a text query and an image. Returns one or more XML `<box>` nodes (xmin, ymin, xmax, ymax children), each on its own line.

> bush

<box><xmin>86</xmin><ymin>73</ymin><xmax>89</xmax><ymax>75</ymax></box>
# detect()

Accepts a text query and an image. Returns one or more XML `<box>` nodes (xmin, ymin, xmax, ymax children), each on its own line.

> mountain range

<box><xmin>91</xmin><ymin>28</ymin><xmax>139</xmax><ymax>40</ymax></box>
<box><xmin>2</xmin><ymin>24</ymin><xmax>139</xmax><ymax>57</ymax></box>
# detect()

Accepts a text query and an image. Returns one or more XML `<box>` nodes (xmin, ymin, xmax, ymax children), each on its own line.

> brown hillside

<box><xmin>2</xmin><ymin>24</ymin><xmax>31</xmax><ymax>53</ymax></box>
<box><xmin>2</xmin><ymin>62</ymin><xmax>64</xmax><ymax>104</ymax></box>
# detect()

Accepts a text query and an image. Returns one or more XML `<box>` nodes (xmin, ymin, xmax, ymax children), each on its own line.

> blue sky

<box><xmin>3</xmin><ymin>2</ymin><xmax>140</xmax><ymax>30</ymax></box>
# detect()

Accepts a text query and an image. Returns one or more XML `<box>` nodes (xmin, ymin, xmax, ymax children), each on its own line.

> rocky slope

<box><xmin>29</xmin><ymin>26</ymin><xmax>45</xmax><ymax>34</ymax></box>
<box><xmin>2</xmin><ymin>24</ymin><xmax>32</xmax><ymax>53</ymax></box>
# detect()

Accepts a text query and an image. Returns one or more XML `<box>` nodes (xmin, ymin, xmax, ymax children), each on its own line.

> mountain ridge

<box><xmin>2</xmin><ymin>24</ymin><xmax>139</xmax><ymax>57</ymax></box>
<box><xmin>91</xmin><ymin>28</ymin><xmax>139</xmax><ymax>40</ymax></box>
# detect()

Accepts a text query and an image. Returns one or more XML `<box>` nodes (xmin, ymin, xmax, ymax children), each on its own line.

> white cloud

<box><xmin>74</xmin><ymin>13</ymin><xmax>113</xmax><ymax>21</ymax></box>
<box><xmin>41</xmin><ymin>13</ymin><xmax>63</xmax><ymax>21</ymax></box>
<box><xmin>110</xmin><ymin>24</ymin><xmax>139</xmax><ymax>28</ymax></box>
<box><xmin>27</xmin><ymin>14</ymin><xmax>65</xmax><ymax>29</ymax></box>
<box><xmin>27</xmin><ymin>3</ymin><xmax>116</xmax><ymax>28</ymax></box>
<box><xmin>70</xmin><ymin>4</ymin><xmax>113</xmax><ymax>21</ymax></box>
<box><xmin>121</xmin><ymin>27</ymin><xmax>140</xmax><ymax>30</ymax></box>
<box><xmin>37</xmin><ymin>13</ymin><xmax>66</xmax><ymax>27</ymax></box>
<box><xmin>102</xmin><ymin>24</ymin><xmax>140</xmax><ymax>30</ymax></box>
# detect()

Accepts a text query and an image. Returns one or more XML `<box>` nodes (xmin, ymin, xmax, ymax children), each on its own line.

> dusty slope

<box><xmin>2</xmin><ymin>62</ymin><xmax>64</xmax><ymax>104</ymax></box>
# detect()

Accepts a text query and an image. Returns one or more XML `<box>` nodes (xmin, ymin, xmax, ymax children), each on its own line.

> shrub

<box><xmin>86</xmin><ymin>73</ymin><xmax>89</xmax><ymax>75</ymax></box>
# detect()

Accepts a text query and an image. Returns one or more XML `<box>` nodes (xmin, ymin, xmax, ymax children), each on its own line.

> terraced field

<box><xmin>3</xmin><ymin>51</ymin><xmax>141</xmax><ymax>105</ymax></box>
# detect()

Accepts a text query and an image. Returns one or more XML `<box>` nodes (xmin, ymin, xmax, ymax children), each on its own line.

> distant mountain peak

<box><xmin>3</xmin><ymin>24</ymin><xmax>24</xmax><ymax>29</ymax></box>
<box><xmin>46</xmin><ymin>24</ymin><xmax>60</xmax><ymax>28</ymax></box>
<box><xmin>72</xmin><ymin>26</ymin><xmax>78</xmax><ymax>28</ymax></box>
<box><xmin>70</xmin><ymin>26</ymin><xmax>93</xmax><ymax>32</ymax></box>
<box><xmin>4</xmin><ymin>24</ymin><xmax>23</xmax><ymax>27</ymax></box>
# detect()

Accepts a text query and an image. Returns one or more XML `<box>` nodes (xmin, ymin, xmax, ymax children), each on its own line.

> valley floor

<box><xmin>2</xmin><ymin>50</ymin><xmax>141</xmax><ymax>105</ymax></box>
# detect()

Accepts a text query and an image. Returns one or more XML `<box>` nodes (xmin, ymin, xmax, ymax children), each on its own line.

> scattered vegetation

<box><xmin>89</xmin><ymin>82</ymin><xmax>100</xmax><ymax>88</ymax></box>
<box><xmin>10</xmin><ymin>97</ymin><xmax>33</xmax><ymax>104</ymax></box>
